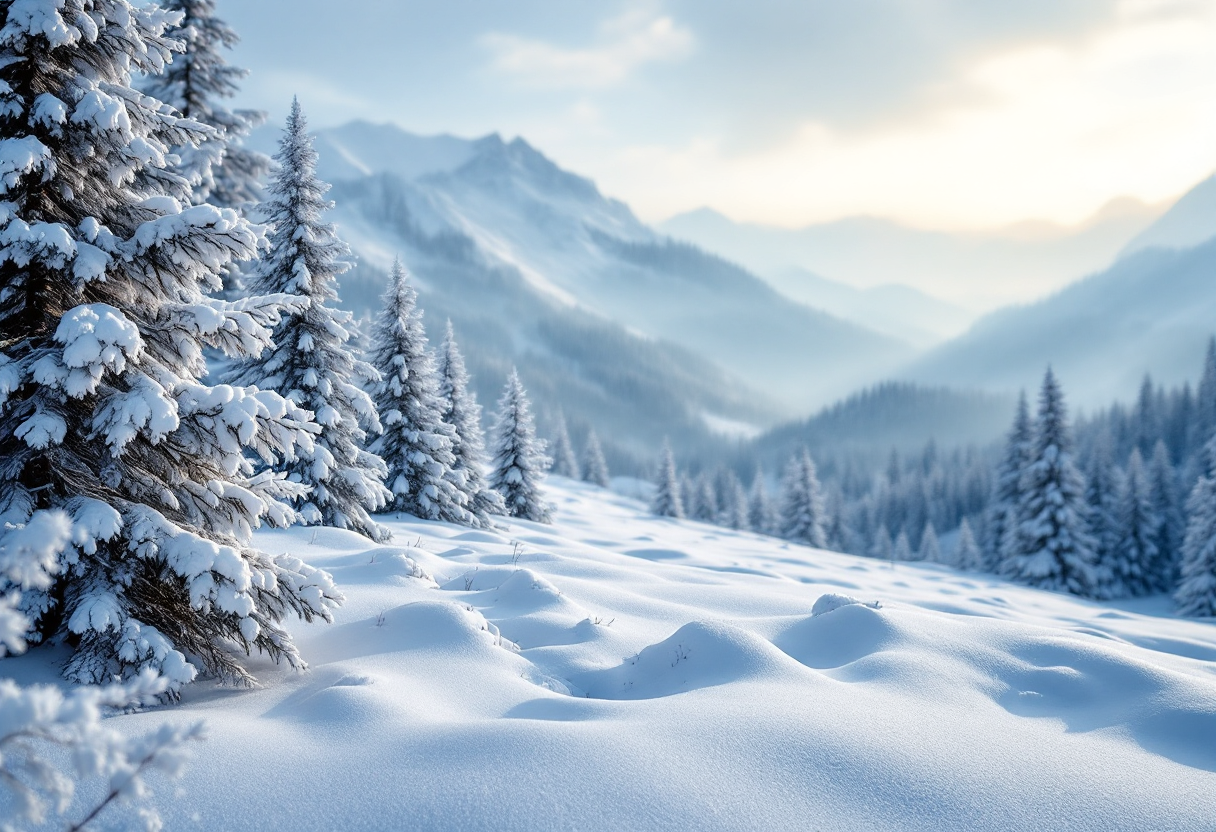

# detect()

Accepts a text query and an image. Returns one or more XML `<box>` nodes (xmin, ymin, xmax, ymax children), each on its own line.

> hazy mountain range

<box><xmin>247</xmin><ymin>121</ymin><xmax>917</xmax><ymax>462</ymax></box>
<box><xmin>660</xmin><ymin>198</ymin><xmax>1166</xmax><ymax>314</ymax></box>
<box><xmin>892</xmin><ymin>174</ymin><xmax>1216</xmax><ymax>406</ymax></box>
<box><xmin>246</xmin><ymin>121</ymin><xmax>1216</xmax><ymax>464</ymax></box>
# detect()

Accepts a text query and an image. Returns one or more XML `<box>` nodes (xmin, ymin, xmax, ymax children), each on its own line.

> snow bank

<box><xmin>4</xmin><ymin>479</ymin><xmax>1215</xmax><ymax>831</ymax></box>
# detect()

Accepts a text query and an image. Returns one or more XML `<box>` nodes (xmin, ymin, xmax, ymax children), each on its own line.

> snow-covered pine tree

<box><xmin>0</xmin><ymin>2</ymin><xmax>342</xmax><ymax>687</ymax></box>
<box><xmin>1084</xmin><ymin>432</ymin><xmax>1124</xmax><ymax>598</ymax></box>
<box><xmin>779</xmin><ymin>448</ymin><xmax>827</xmax><ymax>548</ymax></box>
<box><xmin>748</xmin><ymin>470</ymin><xmax>774</xmax><ymax>534</ymax></box>
<box><xmin>547</xmin><ymin>410</ymin><xmax>579</xmax><ymax>479</ymax></box>
<box><xmin>1147</xmin><ymin>440</ymin><xmax>1184</xmax><ymax>592</ymax></box>
<box><xmin>918</xmin><ymin>521</ymin><xmax>941</xmax><ymax>562</ymax></box>
<box><xmin>1192</xmin><ymin>337</ymin><xmax>1216</xmax><ymax>454</ymax></box>
<box><xmin>955</xmin><ymin>518</ymin><xmax>983</xmax><ymax>570</ymax></box>
<box><xmin>651</xmin><ymin>442</ymin><xmax>684</xmax><ymax>519</ymax></box>
<box><xmin>229</xmin><ymin>99</ymin><xmax>389</xmax><ymax>541</ymax></box>
<box><xmin>691</xmin><ymin>474</ymin><xmax>718</xmax><ymax>523</ymax></box>
<box><xmin>892</xmin><ymin>530</ymin><xmax>913</xmax><ymax>561</ymax></box>
<box><xmin>1111</xmin><ymin>448</ymin><xmax>1160</xmax><ymax>597</ymax></box>
<box><xmin>581</xmin><ymin>429</ymin><xmax>610</xmax><ymax>488</ymax></box>
<box><xmin>369</xmin><ymin>261</ymin><xmax>476</xmax><ymax>526</ymax></box>
<box><xmin>1133</xmin><ymin>375</ymin><xmax>1160</xmax><ymax>457</ymax></box>
<box><xmin>1004</xmin><ymin>369</ymin><xmax>1098</xmax><ymax>595</ymax></box>
<box><xmin>717</xmin><ymin>469</ymin><xmax>750</xmax><ymax>531</ymax></box>
<box><xmin>1177</xmin><ymin>437</ymin><xmax>1216</xmax><ymax>616</ymax></box>
<box><xmin>871</xmin><ymin>525</ymin><xmax>893</xmax><ymax>560</ymax></box>
<box><xmin>680</xmin><ymin>475</ymin><xmax>697</xmax><ymax>519</ymax></box>
<box><xmin>436</xmin><ymin>320</ymin><xmax>504</xmax><ymax>524</ymax></box>
<box><xmin>823</xmin><ymin>487</ymin><xmax>851</xmax><ymax>552</ymax></box>
<box><xmin>987</xmin><ymin>392</ymin><xmax>1032</xmax><ymax>572</ymax></box>
<box><xmin>143</xmin><ymin>0</ymin><xmax>269</xmax><ymax>209</ymax></box>
<box><xmin>488</xmin><ymin>369</ymin><xmax>551</xmax><ymax>523</ymax></box>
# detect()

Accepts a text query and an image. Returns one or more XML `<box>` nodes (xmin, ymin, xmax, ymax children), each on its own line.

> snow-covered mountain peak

<box><xmin>279</xmin><ymin>119</ymin><xmax>916</xmax><ymax>450</ymax></box>
<box><xmin>247</xmin><ymin>120</ymin><xmax>483</xmax><ymax>185</ymax></box>
<box><xmin>434</xmin><ymin>133</ymin><xmax>634</xmax><ymax>226</ymax></box>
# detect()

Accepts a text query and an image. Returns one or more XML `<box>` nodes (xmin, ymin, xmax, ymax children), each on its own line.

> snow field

<box><xmin>97</xmin><ymin>480</ymin><xmax>1216</xmax><ymax>830</ymax></box>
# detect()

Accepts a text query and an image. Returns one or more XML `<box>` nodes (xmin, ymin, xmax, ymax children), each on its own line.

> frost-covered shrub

<box><xmin>1</xmin><ymin>513</ymin><xmax>201</xmax><ymax>832</ymax></box>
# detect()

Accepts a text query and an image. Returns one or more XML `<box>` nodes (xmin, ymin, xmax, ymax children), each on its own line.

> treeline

<box><xmin>638</xmin><ymin>342</ymin><xmax>1216</xmax><ymax>615</ymax></box>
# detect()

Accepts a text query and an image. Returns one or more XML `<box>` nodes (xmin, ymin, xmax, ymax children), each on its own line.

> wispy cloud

<box><xmin>480</xmin><ymin>8</ymin><xmax>694</xmax><ymax>90</ymax></box>
<box><xmin>585</xmin><ymin>0</ymin><xmax>1216</xmax><ymax>232</ymax></box>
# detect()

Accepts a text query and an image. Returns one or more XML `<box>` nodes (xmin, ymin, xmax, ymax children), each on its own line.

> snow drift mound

<box><xmin>307</xmin><ymin>599</ymin><xmax>517</xmax><ymax>664</ymax></box>
<box><xmin>575</xmin><ymin>620</ymin><xmax>803</xmax><ymax>700</ymax></box>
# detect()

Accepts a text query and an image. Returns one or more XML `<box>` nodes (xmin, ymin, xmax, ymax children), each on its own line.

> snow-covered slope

<box><xmin>903</xmin><ymin>238</ymin><xmax>1216</xmax><ymax>406</ymax></box>
<box><xmin>12</xmin><ymin>479</ymin><xmax>1214</xmax><ymax>831</ymax></box>
<box><xmin>247</xmin><ymin>122</ymin><xmax>913</xmax><ymax>430</ymax></box>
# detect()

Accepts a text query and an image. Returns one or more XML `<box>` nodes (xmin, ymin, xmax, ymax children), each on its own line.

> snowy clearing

<box><xmin>8</xmin><ymin>478</ymin><xmax>1216</xmax><ymax>831</ymax></box>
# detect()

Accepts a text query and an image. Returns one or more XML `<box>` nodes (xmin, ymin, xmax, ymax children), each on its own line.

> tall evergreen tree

<box><xmin>230</xmin><ymin>99</ymin><xmax>389</xmax><ymax>541</ymax></box>
<box><xmin>1176</xmin><ymin>437</ymin><xmax>1216</xmax><ymax>616</ymax></box>
<box><xmin>1147</xmin><ymin>440</ymin><xmax>1184</xmax><ymax>591</ymax></box>
<box><xmin>779</xmin><ymin>448</ymin><xmax>827</xmax><ymax>548</ymax></box>
<box><xmin>823</xmin><ymin>487</ymin><xmax>851</xmax><ymax>552</ymax></box>
<box><xmin>436</xmin><ymin>320</ymin><xmax>503</xmax><ymax>524</ymax></box>
<box><xmin>1133</xmin><ymin>375</ymin><xmax>1159</xmax><ymax>457</ymax></box>
<box><xmin>547</xmin><ymin>411</ymin><xmax>579</xmax><ymax>479</ymax></box>
<box><xmin>1193</xmin><ymin>337</ymin><xmax>1216</xmax><ymax>453</ymax></box>
<box><xmin>955</xmin><ymin>518</ymin><xmax>984</xmax><ymax>570</ymax></box>
<box><xmin>987</xmin><ymin>392</ymin><xmax>1032</xmax><ymax>572</ymax></box>
<box><xmin>581</xmin><ymin>429</ymin><xmax>610</xmax><ymax>488</ymax></box>
<box><xmin>651</xmin><ymin>442</ymin><xmax>684</xmax><ymax>519</ymax></box>
<box><xmin>690</xmin><ymin>474</ymin><xmax>718</xmax><ymax>523</ymax></box>
<box><xmin>1004</xmin><ymin>369</ymin><xmax>1097</xmax><ymax>595</ymax></box>
<box><xmin>370</xmin><ymin>262</ymin><xmax>476</xmax><ymax>526</ymax></box>
<box><xmin>870</xmin><ymin>525</ymin><xmax>893</xmax><ymax>560</ymax></box>
<box><xmin>488</xmin><ymin>369</ymin><xmax>551</xmax><ymax>523</ymax></box>
<box><xmin>144</xmin><ymin>0</ymin><xmax>269</xmax><ymax>208</ymax></box>
<box><xmin>1084</xmin><ymin>432</ymin><xmax>1124</xmax><ymax>598</ymax></box>
<box><xmin>0</xmin><ymin>2</ymin><xmax>342</xmax><ymax>687</ymax></box>
<box><xmin>892</xmin><ymin>529</ymin><xmax>914</xmax><ymax>561</ymax></box>
<box><xmin>721</xmin><ymin>472</ymin><xmax>751</xmax><ymax>531</ymax></box>
<box><xmin>918</xmin><ymin>521</ymin><xmax>941</xmax><ymax>563</ymax></box>
<box><xmin>747</xmin><ymin>469</ymin><xmax>775</xmax><ymax>534</ymax></box>
<box><xmin>1111</xmin><ymin>448</ymin><xmax>1160</xmax><ymax>597</ymax></box>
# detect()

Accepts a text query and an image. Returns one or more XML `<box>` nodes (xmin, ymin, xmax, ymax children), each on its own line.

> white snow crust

<box><xmin>4</xmin><ymin>478</ymin><xmax>1216</xmax><ymax>830</ymax></box>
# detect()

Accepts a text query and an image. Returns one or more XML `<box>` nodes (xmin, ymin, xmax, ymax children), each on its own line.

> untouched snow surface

<box><xmin>7</xmin><ymin>479</ymin><xmax>1216</xmax><ymax>830</ymax></box>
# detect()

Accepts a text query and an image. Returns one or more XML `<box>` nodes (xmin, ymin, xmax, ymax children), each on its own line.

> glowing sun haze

<box><xmin>218</xmin><ymin>0</ymin><xmax>1216</xmax><ymax>232</ymax></box>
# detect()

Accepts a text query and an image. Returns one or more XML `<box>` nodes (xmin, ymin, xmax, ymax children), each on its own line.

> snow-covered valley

<box><xmin>11</xmin><ymin>478</ymin><xmax>1211</xmax><ymax>831</ymax></box>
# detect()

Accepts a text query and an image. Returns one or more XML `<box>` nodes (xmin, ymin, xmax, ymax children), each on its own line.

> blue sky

<box><xmin>218</xmin><ymin>0</ymin><xmax>1216</xmax><ymax>230</ymax></box>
